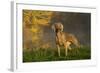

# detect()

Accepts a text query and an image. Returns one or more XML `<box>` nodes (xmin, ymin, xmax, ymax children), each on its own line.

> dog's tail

<box><xmin>72</xmin><ymin>37</ymin><xmax>80</xmax><ymax>48</ymax></box>
<box><xmin>68</xmin><ymin>34</ymin><xmax>80</xmax><ymax>48</ymax></box>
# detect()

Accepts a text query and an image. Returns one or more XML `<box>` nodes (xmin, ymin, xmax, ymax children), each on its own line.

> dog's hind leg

<box><xmin>64</xmin><ymin>41</ymin><xmax>71</xmax><ymax>56</ymax></box>
<box><xmin>64</xmin><ymin>44</ymin><xmax>68</xmax><ymax>56</ymax></box>
<box><xmin>57</xmin><ymin>45</ymin><xmax>60</xmax><ymax>56</ymax></box>
<box><xmin>65</xmin><ymin>48</ymin><xmax>68</xmax><ymax>56</ymax></box>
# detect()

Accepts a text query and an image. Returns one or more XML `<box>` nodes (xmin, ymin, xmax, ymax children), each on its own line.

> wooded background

<box><xmin>23</xmin><ymin>10</ymin><xmax>91</xmax><ymax>50</ymax></box>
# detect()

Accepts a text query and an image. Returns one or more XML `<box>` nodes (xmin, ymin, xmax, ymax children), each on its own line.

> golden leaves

<box><xmin>23</xmin><ymin>10</ymin><xmax>53</xmax><ymax>49</ymax></box>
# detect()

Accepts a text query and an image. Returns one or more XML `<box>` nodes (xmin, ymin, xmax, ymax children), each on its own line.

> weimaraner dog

<box><xmin>52</xmin><ymin>22</ymin><xmax>80</xmax><ymax>56</ymax></box>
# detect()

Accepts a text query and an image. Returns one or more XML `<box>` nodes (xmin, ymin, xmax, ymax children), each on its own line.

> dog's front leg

<box><xmin>57</xmin><ymin>45</ymin><xmax>60</xmax><ymax>56</ymax></box>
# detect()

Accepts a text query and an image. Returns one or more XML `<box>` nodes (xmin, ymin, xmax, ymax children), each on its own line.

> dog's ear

<box><xmin>60</xmin><ymin>23</ymin><xmax>63</xmax><ymax>31</ymax></box>
<box><xmin>51</xmin><ymin>25</ymin><xmax>55</xmax><ymax>32</ymax></box>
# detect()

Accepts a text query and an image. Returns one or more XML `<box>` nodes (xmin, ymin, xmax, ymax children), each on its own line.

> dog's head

<box><xmin>52</xmin><ymin>22</ymin><xmax>63</xmax><ymax>32</ymax></box>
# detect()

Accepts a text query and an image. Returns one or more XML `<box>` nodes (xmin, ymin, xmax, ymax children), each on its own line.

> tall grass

<box><xmin>23</xmin><ymin>46</ymin><xmax>91</xmax><ymax>62</ymax></box>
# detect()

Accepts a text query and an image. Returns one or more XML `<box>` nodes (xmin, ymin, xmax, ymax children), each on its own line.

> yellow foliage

<box><xmin>23</xmin><ymin>10</ymin><xmax>53</xmax><ymax>48</ymax></box>
<box><xmin>32</xmin><ymin>36</ymin><xmax>39</xmax><ymax>41</ymax></box>
<box><xmin>36</xmin><ymin>19</ymin><xmax>49</xmax><ymax>25</ymax></box>
<box><xmin>30</xmin><ymin>27</ymin><xmax>39</xmax><ymax>33</ymax></box>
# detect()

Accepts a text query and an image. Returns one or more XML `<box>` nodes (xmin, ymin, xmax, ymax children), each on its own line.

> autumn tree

<box><xmin>23</xmin><ymin>10</ymin><xmax>53</xmax><ymax>50</ymax></box>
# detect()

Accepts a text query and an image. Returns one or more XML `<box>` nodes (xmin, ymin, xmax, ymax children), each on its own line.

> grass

<box><xmin>23</xmin><ymin>46</ymin><xmax>91</xmax><ymax>62</ymax></box>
